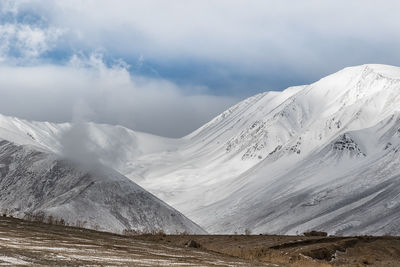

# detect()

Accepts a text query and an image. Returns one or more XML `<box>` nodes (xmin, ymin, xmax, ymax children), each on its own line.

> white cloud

<box><xmin>0</xmin><ymin>54</ymin><xmax>237</xmax><ymax>137</ymax></box>
<box><xmin>0</xmin><ymin>23</ymin><xmax>64</xmax><ymax>63</ymax></box>
<box><xmin>16</xmin><ymin>0</ymin><xmax>400</xmax><ymax>74</ymax></box>
<box><xmin>3</xmin><ymin>0</ymin><xmax>400</xmax><ymax>76</ymax></box>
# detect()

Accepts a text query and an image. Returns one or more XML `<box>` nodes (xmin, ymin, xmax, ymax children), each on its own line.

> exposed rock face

<box><xmin>332</xmin><ymin>134</ymin><xmax>366</xmax><ymax>156</ymax></box>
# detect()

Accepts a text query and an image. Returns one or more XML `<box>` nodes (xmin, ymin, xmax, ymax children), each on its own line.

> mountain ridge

<box><xmin>0</xmin><ymin>139</ymin><xmax>205</xmax><ymax>234</ymax></box>
<box><xmin>1</xmin><ymin>64</ymin><xmax>400</xmax><ymax>235</ymax></box>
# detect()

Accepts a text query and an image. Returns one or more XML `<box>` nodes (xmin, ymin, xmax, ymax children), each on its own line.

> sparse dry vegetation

<box><xmin>136</xmin><ymin>234</ymin><xmax>400</xmax><ymax>266</ymax></box>
<box><xmin>304</xmin><ymin>230</ymin><xmax>328</xmax><ymax>237</ymax></box>
<box><xmin>0</xmin><ymin>216</ymin><xmax>257</xmax><ymax>266</ymax></box>
<box><xmin>0</xmin><ymin>216</ymin><xmax>399</xmax><ymax>266</ymax></box>
<box><xmin>23</xmin><ymin>212</ymin><xmax>68</xmax><ymax>226</ymax></box>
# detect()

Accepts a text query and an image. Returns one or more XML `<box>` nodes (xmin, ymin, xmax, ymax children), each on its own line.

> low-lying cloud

<box><xmin>0</xmin><ymin>54</ymin><xmax>237</xmax><ymax>137</ymax></box>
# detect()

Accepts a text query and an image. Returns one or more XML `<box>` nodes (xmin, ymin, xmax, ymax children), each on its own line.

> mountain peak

<box><xmin>342</xmin><ymin>64</ymin><xmax>400</xmax><ymax>79</ymax></box>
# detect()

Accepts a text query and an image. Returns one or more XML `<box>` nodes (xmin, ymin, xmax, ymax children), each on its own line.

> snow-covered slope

<box><xmin>0</xmin><ymin>139</ymin><xmax>204</xmax><ymax>234</ymax></box>
<box><xmin>1</xmin><ymin>64</ymin><xmax>400</xmax><ymax>235</ymax></box>
<box><xmin>134</xmin><ymin>64</ymin><xmax>400</xmax><ymax>235</ymax></box>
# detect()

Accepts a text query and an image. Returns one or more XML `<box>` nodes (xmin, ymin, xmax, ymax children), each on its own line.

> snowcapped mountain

<box><xmin>1</xmin><ymin>64</ymin><xmax>400</xmax><ymax>235</ymax></box>
<box><xmin>0</xmin><ymin>121</ymin><xmax>204</xmax><ymax>234</ymax></box>
<box><xmin>133</xmin><ymin>64</ymin><xmax>400</xmax><ymax>235</ymax></box>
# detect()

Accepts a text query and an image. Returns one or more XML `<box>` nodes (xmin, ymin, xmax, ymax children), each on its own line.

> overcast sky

<box><xmin>1</xmin><ymin>0</ymin><xmax>400</xmax><ymax>137</ymax></box>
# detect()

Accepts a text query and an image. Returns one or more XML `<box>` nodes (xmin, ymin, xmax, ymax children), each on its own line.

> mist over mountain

<box><xmin>1</xmin><ymin>64</ymin><xmax>400</xmax><ymax>235</ymax></box>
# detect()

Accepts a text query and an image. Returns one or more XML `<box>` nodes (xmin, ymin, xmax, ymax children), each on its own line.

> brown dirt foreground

<box><xmin>0</xmin><ymin>217</ymin><xmax>399</xmax><ymax>266</ymax></box>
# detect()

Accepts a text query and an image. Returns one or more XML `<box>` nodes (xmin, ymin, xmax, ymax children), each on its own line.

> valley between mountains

<box><xmin>1</xmin><ymin>64</ymin><xmax>400</xmax><ymax>236</ymax></box>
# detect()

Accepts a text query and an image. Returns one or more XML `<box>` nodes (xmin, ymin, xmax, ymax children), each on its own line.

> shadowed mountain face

<box><xmin>0</xmin><ymin>140</ymin><xmax>205</xmax><ymax>234</ymax></box>
<box><xmin>2</xmin><ymin>64</ymin><xmax>400</xmax><ymax>235</ymax></box>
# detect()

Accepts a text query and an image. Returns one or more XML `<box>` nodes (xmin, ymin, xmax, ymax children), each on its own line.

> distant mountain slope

<box><xmin>0</xmin><ymin>140</ymin><xmax>205</xmax><ymax>234</ymax></box>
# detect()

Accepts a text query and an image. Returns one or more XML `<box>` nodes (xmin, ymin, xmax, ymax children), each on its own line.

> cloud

<box><xmin>1</xmin><ymin>0</ymin><xmax>400</xmax><ymax>136</ymax></box>
<box><xmin>1</xmin><ymin>0</ymin><xmax>399</xmax><ymax>94</ymax></box>
<box><xmin>0</xmin><ymin>23</ymin><xmax>63</xmax><ymax>62</ymax></box>
<box><xmin>12</xmin><ymin>1</ymin><xmax>400</xmax><ymax>71</ymax></box>
<box><xmin>0</xmin><ymin>53</ymin><xmax>237</xmax><ymax>137</ymax></box>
